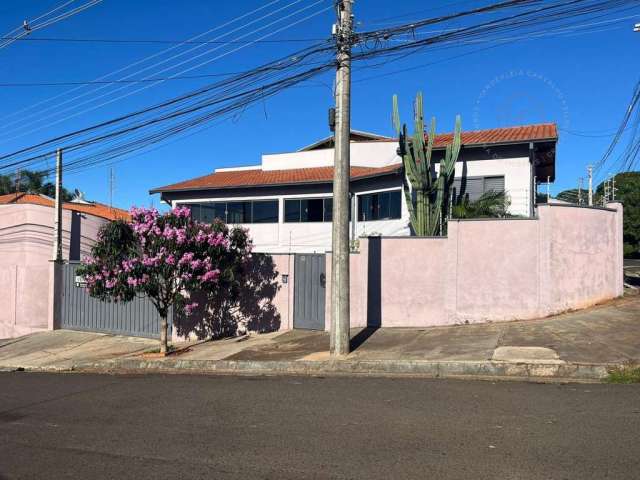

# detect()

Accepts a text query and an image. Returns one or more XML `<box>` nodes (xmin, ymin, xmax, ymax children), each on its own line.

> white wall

<box><xmin>261</xmin><ymin>141</ymin><xmax>400</xmax><ymax>170</ymax></box>
<box><xmin>173</xmin><ymin>143</ymin><xmax>533</xmax><ymax>252</ymax></box>
<box><xmin>435</xmin><ymin>156</ymin><xmax>532</xmax><ymax>217</ymax></box>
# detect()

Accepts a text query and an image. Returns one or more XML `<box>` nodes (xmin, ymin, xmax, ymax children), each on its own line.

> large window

<box><xmin>452</xmin><ymin>176</ymin><xmax>505</xmax><ymax>202</ymax></box>
<box><xmin>284</xmin><ymin>198</ymin><xmax>333</xmax><ymax>223</ymax></box>
<box><xmin>358</xmin><ymin>190</ymin><xmax>402</xmax><ymax>221</ymax></box>
<box><xmin>181</xmin><ymin>200</ymin><xmax>278</xmax><ymax>224</ymax></box>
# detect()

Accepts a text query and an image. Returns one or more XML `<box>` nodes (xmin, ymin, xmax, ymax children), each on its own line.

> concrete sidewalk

<box><xmin>1</xmin><ymin>293</ymin><xmax>638</xmax><ymax>381</ymax></box>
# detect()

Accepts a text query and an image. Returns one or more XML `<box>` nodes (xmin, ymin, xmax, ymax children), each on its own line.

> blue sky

<box><xmin>0</xmin><ymin>0</ymin><xmax>638</xmax><ymax>209</ymax></box>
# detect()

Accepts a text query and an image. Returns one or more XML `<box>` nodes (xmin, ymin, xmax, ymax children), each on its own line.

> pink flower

<box><xmin>184</xmin><ymin>302</ymin><xmax>199</xmax><ymax>316</ymax></box>
<box><xmin>199</xmin><ymin>269</ymin><xmax>220</xmax><ymax>283</ymax></box>
<box><xmin>105</xmin><ymin>278</ymin><xmax>117</xmax><ymax>289</ymax></box>
<box><xmin>166</xmin><ymin>254</ymin><xmax>176</xmax><ymax>266</ymax></box>
<box><xmin>178</xmin><ymin>252</ymin><xmax>194</xmax><ymax>266</ymax></box>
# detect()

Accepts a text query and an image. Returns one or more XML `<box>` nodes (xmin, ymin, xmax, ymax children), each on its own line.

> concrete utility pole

<box><xmin>109</xmin><ymin>167</ymin><xmax>115</xmax><ymax>209</ymax></box>
<box><xmin>546</xmin><ymin>176</ymin><xmax>550</xmax><ymax>203</ymax></box>
<box><xmin>587</xmin><ymin>165</ymin><xmax>593</xmax><ymax>206</ymax></box>
<box><xmin>611</xmin><ymin>174</ymin><xmax>617</xmax><ymax>201</ymax></box>
<box><xmin>330</xmin><ymin>0</ymin><xmax>353</xmax><ymax>357</ymax></box>
<box><xmin>578</xmin><ymin>177</ymin><xmax>583</xmax><ymax>205</ymax></box>
<box><xmin>52</xmin><ymin>148</ymin><xmax>63</xmax><ymax>262</ymax></box>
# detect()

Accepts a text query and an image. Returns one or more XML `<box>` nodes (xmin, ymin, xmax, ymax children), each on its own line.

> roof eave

<box><xmin>151</xmin><ymin>168</ymin><xmax>402</xmax><ymax>195</ymax></box>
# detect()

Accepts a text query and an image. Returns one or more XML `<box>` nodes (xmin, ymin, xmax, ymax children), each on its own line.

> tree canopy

<box><xmin>0</xmin><ymin>169</ymin><xmax>74</xmax><ymax>201</ymax></box>
<box><xmin>78</xmin><ymin>206</ymin><xmax>253</xmax><ymax>353</ymax></box>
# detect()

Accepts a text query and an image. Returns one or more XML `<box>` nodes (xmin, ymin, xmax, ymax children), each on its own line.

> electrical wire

<box><xmin>0</xmin><ymin>0</ymin><xmax>293</xmax><ymax>125</ymax></box>
<box><xmin>0</xmin><ymin>0</ymin><xmax>102</xmax><ymax>50</ymax></box>
<box><xmin>0</xmin><ymin>0</ymin><xmax>327</xmax><ymax>143</ymax></box>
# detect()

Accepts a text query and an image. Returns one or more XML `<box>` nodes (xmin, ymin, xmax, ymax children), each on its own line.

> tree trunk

<box><xmin>159</xmin><ymin>316</ymin><xmax>168</xmax><ymax>354</ymax></box>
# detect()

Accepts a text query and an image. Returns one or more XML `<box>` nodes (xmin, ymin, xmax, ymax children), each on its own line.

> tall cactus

<box><xmin>392</xmin><ymin>92</ymin><xmax>462</xmax><ymax>236</ymax></box>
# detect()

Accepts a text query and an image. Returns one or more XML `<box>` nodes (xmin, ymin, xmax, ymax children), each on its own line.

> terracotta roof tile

<box><xmin>152</xmin><ymin>123</ymin><xmax>557</xmax><ymax>193</ymax></box>
<box><xmin>151</xmin><ymin>164</ymin><xmax>402</xmax><ymax>193</ymax></box>
<box><xmin>0</xmin><ymin>193</ymin><xmax>130</xmax><ymax>221</ymax></box>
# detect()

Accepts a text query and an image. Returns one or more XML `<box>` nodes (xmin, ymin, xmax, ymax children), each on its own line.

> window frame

<box><xmin>357</xmin><ymin>189</ymin><xmax>402</xmax><ymax>222</ymax></box>
<box><xmin>178</xmin><ymin>199</ymin><xmax>279</xmax><ymax>224</ymax></box>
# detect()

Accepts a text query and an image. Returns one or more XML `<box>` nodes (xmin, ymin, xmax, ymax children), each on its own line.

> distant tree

<box><xmin>609</xmin><ymin>172</ymin><xmax>640</xmax><ymax>257</ymax></box>
<box><xmin>0</xmin><ymin>169</ymin><xmax>73</xmax><ymax>201</ymax></box>
<box><xmin>77</xmin><ymin>206</ymin><xmax>252</xmax><ymax>353</ymax></box>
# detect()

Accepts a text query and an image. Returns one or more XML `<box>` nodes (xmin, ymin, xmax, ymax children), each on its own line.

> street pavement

<box><xmin>0</xmin><ymin>373</ymin><xmax>639</xmax><ymax>479</ymax></box>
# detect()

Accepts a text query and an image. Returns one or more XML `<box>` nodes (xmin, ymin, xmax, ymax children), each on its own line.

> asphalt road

<box><xmin>1</xmin><ymin>373</ymin><xmax>639</xmax><ymax>480</ymax></box>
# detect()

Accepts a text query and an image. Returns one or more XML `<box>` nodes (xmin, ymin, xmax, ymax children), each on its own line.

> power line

<box><xmin>0</xmin><ymin>0</ymin><xmax>103</xmax><ymax>50</ymax></box>
<box><xmin>0</xmin><ymin>35</ymin><xmax>326</xmax><ymax>45</ymax></box>
<box><xmin>0</xmin><ymin>0</ymin><xmax>331</xmax><ymax>143</ymax></box>
<box><xmin>1</xmin><ymin>0</ymin><xmax>636</xmax><ymax>181</ymax></box>
<box><xmin>0</xmin><ymin>0</ymin><xmax>297</xmax><ymax>126</ymax></box>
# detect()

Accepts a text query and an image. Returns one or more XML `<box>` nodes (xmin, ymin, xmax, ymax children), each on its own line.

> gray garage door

<box><xmin>61</xmin><ymin>262</ymin><xmax>169</xmax><ymax>338</ymax></box>
<box><xmin>293</xmin><ymin>254</ymin><xmax>326</xmax><ymax>330</ymax></box>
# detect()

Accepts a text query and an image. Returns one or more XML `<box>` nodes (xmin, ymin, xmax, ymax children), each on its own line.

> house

<box><xmin>0</xmin><ymin>192</ymin><xmax>129</xmax><ymax>338</ymax></box>
<box><xmin>151</xmin><ymin>123</ymin><xmax>557</xmax><ymax>253</ymax></box>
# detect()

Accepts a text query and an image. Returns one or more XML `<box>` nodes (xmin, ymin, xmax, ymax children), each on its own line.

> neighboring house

<box><xmin>0</xmin><ymin>192</ymin><xmax>129</xmax><ymax>338</ymax></box>
<box><xmin>151</xmin><ymin>123</ymin><xmax>557</xmax><ymax>253</ymax></box>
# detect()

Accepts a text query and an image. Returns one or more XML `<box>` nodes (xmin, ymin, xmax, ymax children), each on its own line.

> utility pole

<box><xmin>330</xmin><ymin>0</ymin><xmax>353</xmax><ymax>357</ymax></box>
<box><xmin>52</xmin><ymin>148</ymin><xmax>63</xmax><ymax>262</ymax></box>
<box><xmin>611</xmin><ymin>174</ymin><xmax>617</xmax><ymax>201</ymax></box>
<box><xmin>578</xmin><ymin>177</ymin><xmax>583</xmax><ymax>205</ymax></box>
<box><xmin>587</xmin><ymin>165</ymin><xmax>593</xmax><ymax>206</ymax></box>
<box><xmin>546</xmin><ymin>176</ymin><xmax>550</xmax><ymax>203</ymax></box>
<box><xmin>109</xmin><ymin>167</ymin><xmax>115</xmax><ymax>209</ymax></box>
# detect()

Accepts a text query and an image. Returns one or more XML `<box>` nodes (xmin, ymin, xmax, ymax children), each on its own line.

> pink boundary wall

<box><xmin>0</xmin><ymin>203</ymin><xmax>107</xmax><ymax>338</ymax></box>
<box><xmin>323</xmin><ymin>203</ymin><xmax>624</xmax><ymax>329</ymax></box>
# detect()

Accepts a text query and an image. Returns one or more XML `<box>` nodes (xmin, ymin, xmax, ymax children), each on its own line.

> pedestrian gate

<box><xmin>60</xmin><ymin>262</ymin><xmax>169</xmax><ymax>338</ymax></box>
<box><xmin>293</xmin><ymin>254</ymin><xmax>326</xmax><ymax>330</ymax></box>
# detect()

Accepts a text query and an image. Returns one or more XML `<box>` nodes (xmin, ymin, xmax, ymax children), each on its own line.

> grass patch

<box><xmin>607</xmin><ymin>362</ymin><xmax>640</xmax><ymax>384</ymax></box>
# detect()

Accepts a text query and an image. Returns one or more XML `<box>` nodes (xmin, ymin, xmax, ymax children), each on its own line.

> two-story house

<box><xmin>150</xmin><ymin>123</ymin><xmax>557</xmax><ymax>253</ymax></box>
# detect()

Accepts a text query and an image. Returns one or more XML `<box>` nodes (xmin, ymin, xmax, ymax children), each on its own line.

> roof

<box><xmin>151</xmin><ymin>123</ymin><xmax>558</xmax><ymax>194</ymax></box>
<box><xmin>299</xmin><ymin>123</ymin><xmax>557</xmax><ymax>151</ymax></box>
<box><xmin>151</xmin><ymin>164</ymin><xmax>402</xmax><ymax>194</ymax></box>
<box><xmin>0</xmin><ymin>192</ymin><xmax>130</xmax><ymax>221</ymax></box>
<box><xmin>428</xmin><ymin>123</ymin><xmax>557</xmax><ymax>148</ymax></box>
<box><xmin>298</xmin><ymin>130</ymin><xmax>394</xmax><ymax>151</ymax></box>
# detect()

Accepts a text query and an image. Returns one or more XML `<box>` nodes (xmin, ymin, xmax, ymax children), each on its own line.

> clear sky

<box><xmin>0</xmin><ymin>0</ymin><xmax>638</xmax><ymax>209</ymax></box>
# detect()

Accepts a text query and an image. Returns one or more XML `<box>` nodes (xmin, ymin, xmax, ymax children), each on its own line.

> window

<box><xmin>284</xmin><ymin>198</ymin><xmax>333</xmax><ymax>222</ymax></box>
<box><xmin>252</xmin><ymin>200</ymin><xmax>278</xmax><ymax>223</ymax></box>
<box><xmin>179</xmin><ymin>200</ymin><xmax>279</xmax><ymax>224</ymax></box>
<box><xmin>452</xmin><ymin>176</ymin><xmax>505</xmax><ymax>202</ymax></box>
<box><xmin>358</xmin><ymin>190</ymin><xmax>402</xmax><ymax>221</ymax></box>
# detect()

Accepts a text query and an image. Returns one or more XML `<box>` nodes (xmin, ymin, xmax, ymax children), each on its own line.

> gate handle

<box><xmin>320</xmin><ymin>273</ymin><xmax>326</xmax><ymax>287</ymax></box>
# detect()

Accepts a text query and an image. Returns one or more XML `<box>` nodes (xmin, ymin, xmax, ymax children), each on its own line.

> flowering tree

<box><xmin>77</xmin><ymin>206</ymin><xmax>252</xmax><ymax>353</ymax></box>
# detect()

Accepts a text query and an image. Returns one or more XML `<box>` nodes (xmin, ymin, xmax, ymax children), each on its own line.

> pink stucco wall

<box><xmin>0</xmin><ymin>203</ymin><xmax>108</xmax><ymax>338</ymax></box>
<box><xmin>322</xmin><ymin>203</ymin><xmax>623</xmax><ymax>330</ymax></box>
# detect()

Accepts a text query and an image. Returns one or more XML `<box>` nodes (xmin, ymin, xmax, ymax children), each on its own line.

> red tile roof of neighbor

<box><xmin>0</xmin><ymin>192</ymin><xmax>130</xmax><ymax>221</ymax></box>
<box><xmin>152</xmin><ymin>123</ymin><xmax>557</xmax><ymax>193</ymax></box>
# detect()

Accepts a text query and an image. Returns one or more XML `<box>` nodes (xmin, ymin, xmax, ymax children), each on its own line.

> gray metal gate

<box><xmin>293</xmin><ymin>254</ymin><xmax>326</xmax><ymax>330</ymax></box>
<box><xmin>61</xmin><ymin>262</ymin><xmax>169</xmax><ymax>338</ymax></box>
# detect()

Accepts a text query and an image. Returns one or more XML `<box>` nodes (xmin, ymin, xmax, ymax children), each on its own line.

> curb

<box><xmin>32</xmin><ymin>358</ymin><xmax>612</xmax><ymax>382</ymax></box>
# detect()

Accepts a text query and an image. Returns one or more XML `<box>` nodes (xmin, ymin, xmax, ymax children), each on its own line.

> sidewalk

<box><xmin>1</xmin><ymin>292</ymin><xmax>639</xmax><ymax>382</ymax></box>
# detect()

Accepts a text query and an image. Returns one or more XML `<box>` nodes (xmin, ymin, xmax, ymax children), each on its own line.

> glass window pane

<box><xmin>284</xmin><ymin>200</ymin><xmax>300</xmax><ymax>222</ymax></box>
<box><xmin>378</xmin><ymin>192</ymin><xmax>390</xmax><ymax>219</ymax></box>
<box><xmin>252</xmin><ymin>200</ymin><xmax>279</xmax><ymax>223</ymax></box>
<box><xmin>358</xmin><ymin>191</ymin><xmax>402</xmax><ymax>220</ymax></box>
<box><xmin>389</xmin><ymin>191</ymin><xmax>401</xmax><ymax>219</ymax></box>
<box><xmin>301</xmin><ymin>198</ymin><xmax>323</xmax><ymax>222</ymax></box>
<box><xmin>323</xmin><ymin>198</ymin><xmax>333</xmax><ymax>222</ymax></box>
<box><xmin>200</xmin><ymin>203</ymin><xmax>218</xmax><ymax>224</ymax></box>
<box><xmin>227</xmin><ymin>201</ymin><xmax>250</xmax><ymax>223</ymax></box>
